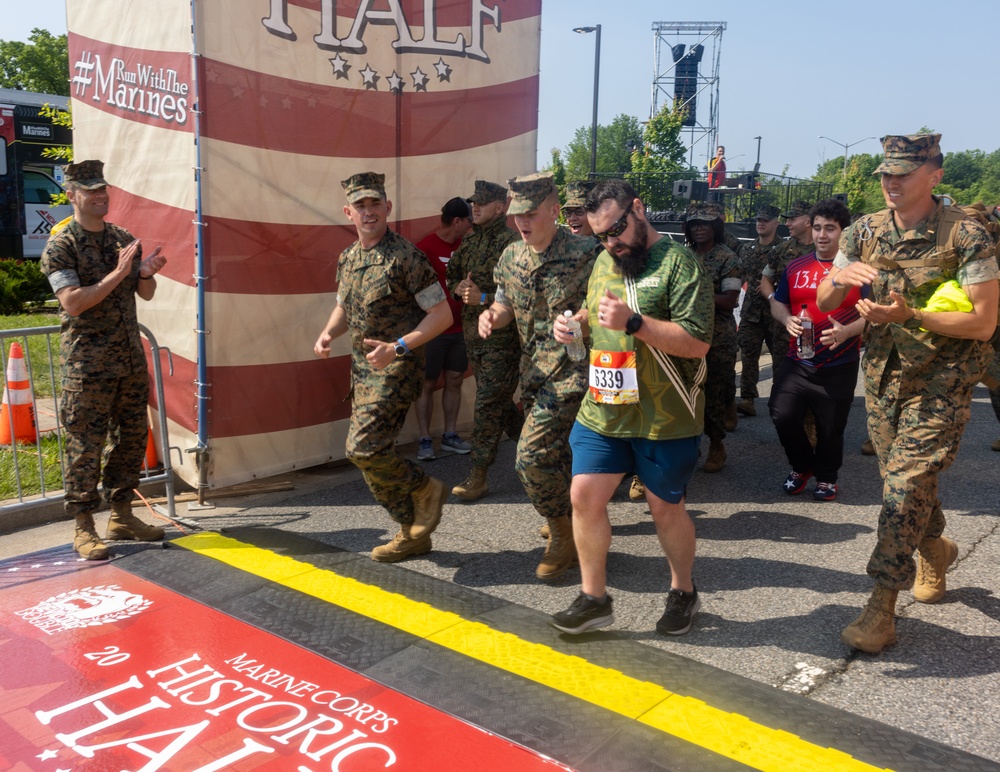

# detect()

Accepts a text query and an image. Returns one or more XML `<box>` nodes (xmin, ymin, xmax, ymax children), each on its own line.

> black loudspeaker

<box><xmin>672</xmin><ymin>180</ymin><xmax>708</xmax><ymax>200</ymax></box>
<box><xmin>833</xmin><ymin>193</ymin><xmax>848</xmax><ymax>205</ymax></box>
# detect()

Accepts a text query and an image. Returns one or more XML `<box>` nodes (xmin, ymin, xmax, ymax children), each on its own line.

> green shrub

<box><xmin>0</xmin><ymin>260</ymin><xmax>53</xmax><ymax>314</ymax></box>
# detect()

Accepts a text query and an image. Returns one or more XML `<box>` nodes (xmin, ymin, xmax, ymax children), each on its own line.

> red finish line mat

<box><xmin>2</xmin><ymin>532</ymin><xmax>998</xmax><ymax>772</ymax></box>
<box><xmin>0</xmin><ymin>563</ymin><xmax>566</xmax><ymax>771</ymax></box>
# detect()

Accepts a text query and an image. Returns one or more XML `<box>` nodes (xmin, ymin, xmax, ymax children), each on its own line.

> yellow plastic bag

<box><xmin>919</xmin><ymin>280</ymin><xmax>973</xmax><ymax>331</ymax></box>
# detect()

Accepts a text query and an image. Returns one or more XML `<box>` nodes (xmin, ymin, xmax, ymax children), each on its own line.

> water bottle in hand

<box><xmin>797</xmin><ymin>304</ymin><xmax>815</xmax><ymax>359</ymax></box>
<box><xmin>564</xmin><ymin>310</ymin><xmax>586</xmax><ymax>361</ymax></box>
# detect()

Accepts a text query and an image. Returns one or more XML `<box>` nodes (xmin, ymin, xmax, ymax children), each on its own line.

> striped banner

<box><xmin>67</xmin><ymin>0</ymin><xmax>541</xmax><ymax>488</ymax></box>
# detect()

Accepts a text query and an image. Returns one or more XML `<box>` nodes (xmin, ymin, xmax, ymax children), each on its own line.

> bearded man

<box><xmin>550</xmin><ymin>179</ymin><xmax>715</xmax><ymax>636</ymax></box>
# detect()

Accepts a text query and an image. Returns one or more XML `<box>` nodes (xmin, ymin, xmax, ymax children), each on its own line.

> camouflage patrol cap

<box><xmin>563</xmin><ymin>179</ymin><xmax>595</xmax><ymax>209</ymax></box>
<box><xmin>781</xmin><ymin>200</ymin><xmax>812</xmax><ymax>219</ymax></box>
<box><xmin>755</xmin><ymin>204</ymin><xmax>780</xmax><ymax>221</ymax></box>
<box><xmin>685</xmin><ymin>201</ymin><xmax>724</xmax><ymax>222</ymax></box>
<box><xmin>63</xmin><ymin>160</ymin><xmax>109</xmax><ymax>190</ymax></box>
<box><xmin>466</xmin><ymin>180</ymin><xmax>508</xmax><ymax>204</ymax></box>
<box><xmin>507</xmin><ymin>172</ymin><xmax>558</xmax><ymax>215</ymax></box>
<box><xmin>341</xmin><ymin>171</ymin><xmax>386</xmax><ymax>203</ymax></box>
<box><xmin>874</xmin><ymin>134</ymin><xmax>942</xmax><ymax>175</ymax></box>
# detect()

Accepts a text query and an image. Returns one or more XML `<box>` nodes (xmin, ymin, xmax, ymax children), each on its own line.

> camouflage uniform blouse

<box><xmin>738</xmin><ymin>236</ymin><xmax>785</xmax><ymax>324</ymax></box>
<box><xmin>763</xmin><ymin>237</ymin><xmax>813</xmax><ymax>284</ymax></box>
<box><xmin>336</xmin><ymin>229</ymin><xmax>445</xmax><ymax>407</ymax></box>
<box><xmin>40</xmin><ymin>219</ymin><xmax>146</xmax><ymax>379</ymax></box>
<box><xmin>836</xmin><ymin>200</ymin><xmax>999</xmax><ymax>397</ymax></box>
<box><xmin>446</xmin><ymin>215</ymin><xmax>521</xmax><ymax>348</ymax></box>
<box><xmin>493</xmin><ymin>227</ymin><xmax>598</xmax><ymax>402</ymax></box>
<box><xmin>697</xmin><ymin>243</ymin><xmax>742</xmax><ymax>345</ymax></box>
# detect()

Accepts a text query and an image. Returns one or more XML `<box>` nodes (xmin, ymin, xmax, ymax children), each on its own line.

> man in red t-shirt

<box><xmin>707</xmin><ymin>145</ymin><xmax>727</xmax><ymax>188</ymax></box>
<box><xmin>768</xmin><ymin>199</ymin><xmax>866</xmax><ymax>501</ymax></box>
<box><xmin>414</xmin><ymin>198</ymin><xmax>473</xmax><ymax>460</ymax></box>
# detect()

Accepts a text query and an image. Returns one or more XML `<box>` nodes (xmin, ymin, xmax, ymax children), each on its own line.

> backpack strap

<box><xmin>859</xmin><ymin>206</ymin><xmax>963</xmax><ymax>274</ymax></box>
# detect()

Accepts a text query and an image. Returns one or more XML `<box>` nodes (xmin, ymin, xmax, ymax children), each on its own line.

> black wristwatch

<box><xmin>625</xmin><ymin>313</ymin><xmax>643</xmax><ymax>335</ymax></box>
<box><xmin>393</xmin><ymin>337</ymin><xmax>409</xmax><ymax>357</ymax></box>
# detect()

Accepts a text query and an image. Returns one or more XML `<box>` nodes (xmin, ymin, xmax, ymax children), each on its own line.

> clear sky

<box><xmin>6</xmin><ymin>0</ymin><xmax>995</xmax><ymax>180</ymax></box>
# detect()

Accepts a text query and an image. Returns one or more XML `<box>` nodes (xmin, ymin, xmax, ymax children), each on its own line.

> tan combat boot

<box><xmin>371</xmin><ymin>525</ymin><xmax>431</xmax><ymax>563</ymax></box>
<box><xmin>860</xmin><ymin>438</ymin><xmax>876</xmax><ymax>456</ymax></box>
<box><xmin>702</xmin><ymin>441</ymin><xmax>726</xmax><ymax>473</ymax></box>
<box><xmin>914</xmin><ymin>536</ymin><xmax>958</xmax><ymax>604</ymax></box>
<box><xmin>724</xmin><ymin>402</ymin><xmax>738</xmax><ymax>432</ymax></box>
<box><xmin>410</xmin><ymin>476</ymin><xmax>447</xmax><ymax>539</ymax></box>
<box><xmin>538</xmin><ymin>521</ymin><xmax>550</xmax><ymax>539</ymax></box>
<box><xmin>74</xmin><ymin>515</ymin><xmax>110</xmax><ymax>560</ymax></box>
<box><xmin>736</xmin><ymin>398</ymin><xmax>756</xmax><ymax>417</ymax></box>
<box><xmin>536</xmin><ymin>515</ymin><xmax>577</xmax><ymax>580</ymax></box>
<box><xmin>452</xmin><ymin>465</ymin><xmax>488</xmax><ymax>501</ymax></box>
<box><xmin>841</xmin><ymin>584</ymin><xmax>898</xmax><ymax>653</ymax></box>
<box><xmin>629</xmin><ymin>476</ymin><xmax>646</xmax><ymax>501</ymax></box>
<box><xmin>106</xmin><ymin>501</ymin><xmax>165</xmax><ymax>541</ymax></box>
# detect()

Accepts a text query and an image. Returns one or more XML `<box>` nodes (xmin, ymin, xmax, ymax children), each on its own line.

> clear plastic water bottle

<box><xmin>797</xmin><ymin>304</ymin><xmax>815</xmax><ymax>359</ymax></box>
<box><xmin>563</xmin><ymin>310</ymin><xmax>586</xmax><ymax>361</ymax></box>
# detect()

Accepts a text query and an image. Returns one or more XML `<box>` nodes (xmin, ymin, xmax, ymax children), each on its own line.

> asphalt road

<box><xmin>4</xmin><ymin>367</ymin><xmax>999</xmax><ymax>765</ymax></box>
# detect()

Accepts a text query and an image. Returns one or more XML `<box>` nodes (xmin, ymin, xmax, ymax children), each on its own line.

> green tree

<box><xmin>563</xmin><ymin>113</ymin><xmax>644</xmax><ymax>180</ymax></box>
<box><xmin>811</xmin><ymin>152</ymin><xmax>883</xmax><ymax>215</ymax></box>
<box><xmin>629</xmin><ymin>103</ymin><xmax>690</xmax><ymax>210</ymax></box>
<box><xmin>0</xmin><ymin>29</ymin><xmax>69</xmax><ymax>96</ymax></box>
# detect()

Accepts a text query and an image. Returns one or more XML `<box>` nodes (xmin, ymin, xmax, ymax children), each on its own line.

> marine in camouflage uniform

<box><xmin>39</xmin><ymin>160</ymin><xmax>168</xmax><ymax>560</ymax></box>
<box><xmin>763</xmin><ymin>200</ymin><xmax>815</xmax><ymax>377</ymax></box>
<box><xmin>445</xmin><ymin>180</ymin><xmax>522</xmax><ymax>497</ymax></box>
<box><xmin>684</xmin><ymin>202</ymin><xmax>741</xmax><ymax>471</ymax></box>
<box><xmin>820</xmin><ymin>135</ymin><xmax>1000</xmax><ymax>653</ymax></box>
<box><xmin>481</xmin><ymin>172</ymin><xmax>598</xmax><ymax>580</ymax></box>
<box><xmin>737</xmin><ymin>205</ymin><xmax>785</xmax><ymax>411</ymax></box>
<box><xmin>314</xmin><ymin>172</ymin><xmax>452</xmax><ymax>563</ymax></box>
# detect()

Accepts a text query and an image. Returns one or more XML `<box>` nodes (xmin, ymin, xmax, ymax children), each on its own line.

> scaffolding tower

<box><xmin>651</xmin><ymin>21</ymin><xmax>726</xmax><ymax>170</ymax></box>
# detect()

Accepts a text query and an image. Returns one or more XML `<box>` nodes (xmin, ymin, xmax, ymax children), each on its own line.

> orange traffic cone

<box><xmin>145</xmin><ymin>425</ymin><xmax>159</xmax><ymax>469</ymax></box>
<box><xmin>0</xmin><ymin>342</ymin><xmax>38</xmax><ymax>445</ymax></box>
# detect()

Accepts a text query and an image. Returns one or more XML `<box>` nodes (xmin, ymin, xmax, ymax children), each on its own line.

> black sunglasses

<box><xmin>594</xmin><ymin>203</ymin><xmax>633</xmax><ymax>242</ymax></box>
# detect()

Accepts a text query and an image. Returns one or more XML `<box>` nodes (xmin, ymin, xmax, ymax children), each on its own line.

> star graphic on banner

<box><xmin>387</xmin><ymin>71</ymin><xmax>404</xmax><ymax>93</ymax></box>
<box><xmin>281</xmin><ymin>96</ymin><xmax>292</xmax><ymax>109</ymax></box>
<box><xmin>329</xmin><ymin>53</ymin><xmax>351</xmax><ymax>80</ymax></box>
<box><xmin>206</xmin><ymin>67</ymin><xmax>219</xmax><ymax>82</ymax></box>
<box><xmin>411</xmin><ymin>67</ymin><xmax>429</xmax><ymax>92</ymax></box>
<box><xmin>307</xmin><ymin>96</ymin><xmax>317</xmax><ymax>108</ymax></box>
<box><xmin>433</xmin><ymin>58</ymin><xmax>452</xmax><ymax>82</ymax></box>
<box><xmin>38</xmin><ymin>749</ymin><xmax>59</xmax><ymax>760</ymax></box>
<box><xmin>231</xmin><ymin>83</ymin><xmax>245</xmax><ymax>98</ymax></box>
<box><xmin>359</xmin><ymin>64</ymin><xmax>380</xmax><ymax>90</ymax></box>
<box><xmin>260</xmin><ymin>94</ymin><xmax>268</xmax><ymax>107</ymax></box>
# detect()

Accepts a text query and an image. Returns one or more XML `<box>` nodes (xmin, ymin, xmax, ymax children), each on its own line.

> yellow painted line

<box><xmin>174</xmin><ymin>532</ymin><xmax>892</xmax><ymax>772</ymax></box>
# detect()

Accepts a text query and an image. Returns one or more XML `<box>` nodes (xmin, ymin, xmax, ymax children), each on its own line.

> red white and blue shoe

<box><xmin>813</xmin><ymin>482</ymin><xmax>838</xmax><ymax>501</ymax></box>
<box><xmin>783</xmin><ymin>470</ymin><xmax>813</xmax><ymax>495</ymax></box>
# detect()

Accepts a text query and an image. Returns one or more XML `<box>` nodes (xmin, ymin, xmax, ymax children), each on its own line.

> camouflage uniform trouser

<box><xmin>704</xmin><ymin>335</ymin><xmax>738</xmax><ymax>442</ymax></box>
<box><xmin>515</xmin><ymin>385</ymin><xmax>583</xmax><ymax>520</ymax></box>
<box><xmin>61</xmin><ymin>371</ymin><xmax>148</xmax><ymax>517</ymax></box>
<box><xmin>737</xmin><ymin>316</ymin><xmax>775</xmax><ymax>401</ymax></box>
<box><xmin>991</xmin><ymin>384</ymin><xmax>1000</xmax><ymax>423</ymax></box>
<box><xmin>467</xmin><ymin>339</ymin><xmax>522</xmax><ymax>468</ymax></box>
<box><xmin>346</xmin><ymin>401</ymin><xmax>424</xmax><ymax>524</ymax></box>
<box><xmin>865</xmin><ymin>368</ymin><xmax>974</xmax><ymax>590</ymax></box>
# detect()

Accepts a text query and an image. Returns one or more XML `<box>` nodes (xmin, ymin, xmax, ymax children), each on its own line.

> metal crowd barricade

<box><xmin>0</xmin><ymin>323</ymin><xmax>177</xmax><ymax>522</ymax></box>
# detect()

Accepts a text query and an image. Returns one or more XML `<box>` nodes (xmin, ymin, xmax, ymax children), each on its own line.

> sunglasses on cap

<box><xmin>594</xmin><ymin>203</ymin><xmax>633</xmax><ymax>242</ymax></box>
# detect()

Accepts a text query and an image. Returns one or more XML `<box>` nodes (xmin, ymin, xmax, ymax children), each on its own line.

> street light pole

<box><xmin>574</xmin><ymin>25</ymin><xmax>601</xmax><ymax>177</ymax></box>
<box><xmin>819</xmin><ymin>135</ymin><xmax>877</xmax><ymax>176</ymax></box>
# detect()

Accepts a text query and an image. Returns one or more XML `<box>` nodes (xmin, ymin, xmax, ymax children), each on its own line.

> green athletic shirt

<box><xmin>575</xmin><ymin>237</ymin><xmax>714</xmax><ymax>440</ymax></box>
